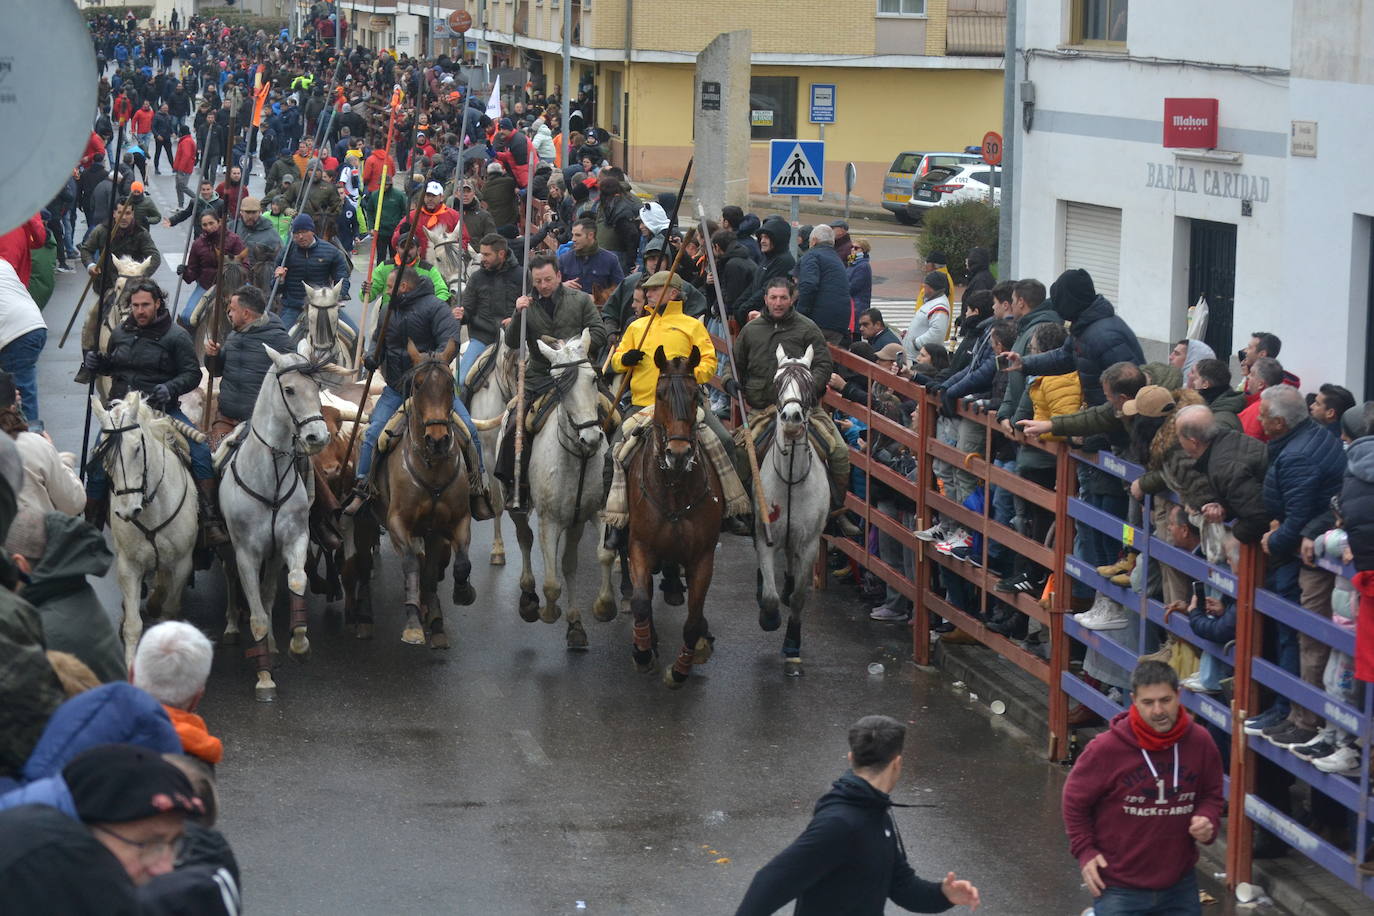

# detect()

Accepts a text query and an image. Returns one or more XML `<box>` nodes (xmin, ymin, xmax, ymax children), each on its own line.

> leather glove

<box><xmin>82</xmin><ymin>351</ymin><xmax>109</xmax><ymax>372</ymax></box>
<box><xmin>364</xmin><ymin>354</ymin><xmax>379</xmax><ymax>373</ymax></box>
<box><xmin>148</xmin><ymin>384</ymin><xmax>172</xmax><ymax>408</ymax></box>
<box><xmin>722</xmin><ymin>377</ymin><xmax>740</xmax><ymax>399</ymax></box>
<box><xmin>175</xmin><ymin>263</ymin><xmax>186</xmax><ymax>277</ymax></box>
<box><xmin>619</xmin><ymin>348</ymin><xmax>644</xmax><ymax>367</ymax></box>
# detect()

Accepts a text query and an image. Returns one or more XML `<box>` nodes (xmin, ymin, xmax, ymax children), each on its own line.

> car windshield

<box><xmin>890</xmin><ymin>153</ymin><xmax>924</xmax><ymax>174</ymax></box>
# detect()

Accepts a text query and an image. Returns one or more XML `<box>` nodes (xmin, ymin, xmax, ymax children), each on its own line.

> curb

<box><xmin>629</xmin><ymin>181</ymin><xmax>896</xmax><ymax>224</ymax></box>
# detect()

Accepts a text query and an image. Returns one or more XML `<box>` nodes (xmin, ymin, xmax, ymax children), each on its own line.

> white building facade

<box><xmin>1009</xmin><ymin>0</ymin><xmax>1374</xmax><ymax>398</ymax></box>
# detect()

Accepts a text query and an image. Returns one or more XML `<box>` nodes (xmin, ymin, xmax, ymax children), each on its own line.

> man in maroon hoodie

<box><xmin>1062</xmin><ymin>661</ymin><xmax>1224</xmax><ymax>915</ymax></box>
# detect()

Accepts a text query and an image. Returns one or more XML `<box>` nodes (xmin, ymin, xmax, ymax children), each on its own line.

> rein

<box><xmin>96</xmin><ymin>419</ymin><xmax>190</xmax><ymax>568</ymax></box>
<box><xmin>399</xmin><ymin>355</ymin><xmax>463</xmax><ymax>516</ymax></box>
<box><xmin>636</xmin><ymin>370</ymin><xmax>710</xmax><ymax>523</ymax></box>
<box><xmin>773</xmin><ymin>362</ymin><xmax>819</xmax><ymax>556</ymax></box>
<box><xmin>547</xmin><ymin>355</ymin><xmax>603</xmax><ymax>520</ymax></box>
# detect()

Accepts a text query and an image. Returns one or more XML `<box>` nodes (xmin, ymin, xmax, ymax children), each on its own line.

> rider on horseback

<box><xmin>273</xmin><ymin>213</ymin><xmax>351</xmax><ymax>331</ymax></box>
<box><xmin>734</xmin><ymin>275</ymin><xmax>857</xmax><ymax>536</ymax></box>
<box><xmin>203</xmin><ymin>285</ymin><xmax>295</xmax><ymax>447</ymax></box>
<box><xmin>602</xmin><ymin>271</ymin><xmax>752</xmax><ymax>547</ymax></box>
<box><xmin>83</xmin><ymin>278</ymin><xmax>229</xmax><ymax>546</ymax></box>
<box><xmin>74</xmin><ymin>201</ymin><xmax>161</xmax><ymax>385</ymax></box>
<box><xmin>341</xmin><ymin>267</ymin><xmax>494</xmax><ymax>520</ymax></box>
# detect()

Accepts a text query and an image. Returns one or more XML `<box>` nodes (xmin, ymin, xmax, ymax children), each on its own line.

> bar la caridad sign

<box><xmin>1145</xmin><ymin>162</ymin><xmax>1270</xmax><ymax>203</ymax></box>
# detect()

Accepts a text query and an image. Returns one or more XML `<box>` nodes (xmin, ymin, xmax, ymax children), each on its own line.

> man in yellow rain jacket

<box><xmin>603</xmin><ymin>271</ymin><xmax>752</xmax><ymax>541</ymax></box>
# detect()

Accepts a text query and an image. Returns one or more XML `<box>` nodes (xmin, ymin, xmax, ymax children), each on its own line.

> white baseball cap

<box><xmin>425</xmin><ymin>181</ymin><xmax>444</xmax><ymax>196</ymax></box>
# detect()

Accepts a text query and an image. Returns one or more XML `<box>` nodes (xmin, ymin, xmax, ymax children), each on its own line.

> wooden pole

<box><xmin>511</xmin><ymin>150</ymin><xmax>538</xmax><ymax>511</ymax></box>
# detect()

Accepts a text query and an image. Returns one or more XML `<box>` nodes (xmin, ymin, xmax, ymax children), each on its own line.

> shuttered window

<box><xmin>1063</xmin><ymin>202</ymin><xmax>1122</xmax><ymax>305</ymax></box>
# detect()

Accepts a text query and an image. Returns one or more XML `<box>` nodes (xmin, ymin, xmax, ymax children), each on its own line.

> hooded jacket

<box><xmin>1342</xmin><ymin>436</ymin><xmax>1374</xmax><ymax>571</ymax></box>
<box><xmin>734</xmin><ymin>213</ymin><xmax>764</xmax><ymax>265</ymax></box>
<box><xmin>735</xmin><ymin>216</ymin><xmax>796</xmax><ymax>324</ymax></box>
<box><xmin>735</xmin><ymin>771</ymin><xmax>954</xmax><ymax>915</ymax></box>
<box><xmin>962</xmin><ymin>246</ymin><xmax>995</xmax><ymax>308</ymax></box>
<box><xmin>735</xmin><ymin>307</ymin><xmax>832</xmax><ymax>410</ymax></box>
<box><xmin>378</xmin><ymin>275</ymin><xmax>462</xmax><ymax>391</ymax></box>
<box><xmin>611</xmin><ymin>296</ymin><xmax>717</xmax><ymax>408</ymax></box>
<box><xmin>1185</xmin><ymin>428</ymin><xmax>1270</xmax><ymax>544</ymax></box>
<box><xmin>795</xmin><ymin>243</ymin><xmax>851</xmax><ymax>335</ymax></box>
<box><xmin>1062</xmin><ymin>710</ymin><xmax>1224</xmax><ymax>892</ymax></box>
<box><xmin>24</xmin><ymin>513</ymin><xmax>124</xmax><ymax>684</ymax></box>
<box><xmin>217</xmin><ymin>311</ymin><xmax>296</xmax><ymax>421</ymax></box>
<box><xmin>1019</xmin><ymin>277</ymin><xmax>1144</xmax><ymax>406</ymax></box>
<box><xmin>1200</xmin><ymin>385</ymin><xmax>1246</xmax><ymax>431</ymax></box>
<box><xmin>20</xmin><ymin>683</ymin><xmax>181</xmax><ymax>782</ymax></box>
<box><xmin>715</xmin><ymin>240</ymin><xmax>761</xmax><ymax>314</ymax></box>
<box><xmin>1263</xmin><ymin>417</ymin><xmax>1347</xmax><ymax>561</ymax></box>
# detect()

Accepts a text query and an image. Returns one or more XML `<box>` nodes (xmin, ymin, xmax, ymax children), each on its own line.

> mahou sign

<box><xmin>1163</xmin><ymin>98</ymin><xmax>1219</xmax><ymax>148</ymax></box>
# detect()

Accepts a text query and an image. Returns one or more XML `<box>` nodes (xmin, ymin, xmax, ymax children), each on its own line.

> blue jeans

<box><xmin>988</xmin><ymin>457</ymin><xmax>1017</xmax><ymax>567</ymax></box>
<box><xmin>356</xmin><ymin>384</ymin><xmax>481</xmax><ymax>479</ymax></box>
<box><xmin>179</xmin><ymin>283</ymin><xmax>209</xmax><ymax>327</ymax></box>
<box><xmin>87</xmin><ymin>405</ymin><xmax>212</xmax><ymax>499</ymax></box>
<box><xmin>457</xmin><ymin>339</ymin><xmax>491</xmax><ymax>393</ymax></box>
<box><xmin>1092</xmin><ymin>871</ymin><xmax>1200</xmax><ymax>916</ymax></box>
<box><xmin>1264</xmin><ymin>560</ymin><xmax>1303</xmax><ymax>718</ymax></box>
<box><xmin>0</xmin><ymin>328</ymin><xmax>46</xmax><ymax>432</ymax></box>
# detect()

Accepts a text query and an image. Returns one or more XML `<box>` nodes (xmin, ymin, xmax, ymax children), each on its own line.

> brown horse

<box><xmin>349</xmin><ymin>339</ymin><xmax>476</xmax><ymax>648</ymax></box>
<box><xmin>625</xmin><ymin>346</ymin><xmax>723</xmax><ymax>688</ymax></box>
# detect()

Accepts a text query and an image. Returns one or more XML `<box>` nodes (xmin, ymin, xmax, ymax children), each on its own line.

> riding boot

<box><xmin>196</xmin><ymin>479</ymin><xmax>230</xmax><ymax>547</ymax></box>
<box><xmin>462</xmin><ymin>437</ymin><xmax>494</xmax><ymax>521</ymax></box>
<box><xmin>603</xmin><ymin>524</ymin><xmax>627</xmax><ymax>552</ymax></box>
<box><xmin>826</xmin><ymin>480</ymin><xmax>862</xmax><ymax>538</ymax></box>
<box><xmin>341</xmin><ymin>479</ymin><xmax>371</xmax><ymax>517</ymax></box>
<box><xmin>74</xmin><ymin>351</ymin><xmax>94</xmax><ymax>385</ymax></box>
<box><xmin>84</xmin><ymin>496</ymin><xmax>108</xmax><ymax>532</ymax></box>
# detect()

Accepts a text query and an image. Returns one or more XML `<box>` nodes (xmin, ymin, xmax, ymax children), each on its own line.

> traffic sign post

<box><xmin>769</xmin><ymin>140</ymin><xmax>825</xmax><ymax>259</ymax></box>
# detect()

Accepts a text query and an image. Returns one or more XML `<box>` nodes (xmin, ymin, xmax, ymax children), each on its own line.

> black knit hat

<box><xmin>64</xmin><ymin>744</ymin><xmax>204</xmax><ymax>824</ymax></box>
<box><xmin>923</xmin><ymin>271</ymin><xmax>949</xmax><ymax>293</ymax></box>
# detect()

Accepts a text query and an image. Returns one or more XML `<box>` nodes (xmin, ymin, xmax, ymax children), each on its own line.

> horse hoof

<box><xmin>663</xmin><ymin>590</ymin><xmax>685</xmax><ymax>607</ymax></box>
<box><xmin>518</xmin><ymin>591</ymin><xmax>540</xmax><ymax>623</ymax></box>
<box><xmin>220</xmin><ymin>630</ymin><xmax>240</xmax><ymax>647</ymax></box>
<box><xmin>250</xmin><ymin>622</ymin><xmax>269</xmax><ymax>642</ymax></box>
<box><xmin>693</xmin><ymin>636</ymin><xmax>715</xmax><ymax>666</ymax></box>
<box><xmin>289</xmin><ymin>636</ymin><xmax>310</xmax><ymax>660</ymax></box>
<box><xmin>401</xmin><ymin>626</ymin><xmax>426</xmax><ymax>645</ymax></box>
<box><xmin>355</xmin><ymin>622</ymin><xmax>374</xmax><ymax>641</ymax></box>
<box><xmin>540</xmin><ymin>601</ymin><xmax>562</xmax><ymax>624</ymax></box>
<box><xmin>784</xmin><ymin>657</ymin><xmax>805</xmax><ymax>678</ymax></box>
<box><xmin>490</xmin><ymin>549</ymin><xmax>506</xmax><ymax>566</ymax></box>
<box><xmin>566</xmin><ymin>622</ymin><xmax>588</xmax><ymax>650</ymax></box>
<box><xmin>663</xmin><ymin>666</ymin><xmax>688</xmax><ymax>689</ymax></box>
<box><xmin>254</xmin><ymin>673</ymin><xmax>277</xmax><ymax>702</ymax></box>
<box><xmin>430</xmin><ymin>631</ymin><xmax>450</xmax><ymax>650</ymax></box>
<box><xmin>632</xmin><ymin>649</ymin><xmax>656</xmax><ymax>674</ymax></box>
<box><xmin>453</xmin><ymin>580</ymin><xmax>476</xmax><ymax>606</ymax></box>
<box><xmin>592</xmin><ymin>595</ymin><xmax>618</xmax><ymax>622</ymax></box>
<box><xmin>759</xmin><ymin>606</ymin><xmax>782</xmax><ymax>632</ymax></box>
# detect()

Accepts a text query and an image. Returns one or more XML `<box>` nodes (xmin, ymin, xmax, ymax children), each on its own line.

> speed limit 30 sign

<box><xmin>981</xmin><ymin>131</ymin><xmax>1003</xmax><ymax>166</ymax></box>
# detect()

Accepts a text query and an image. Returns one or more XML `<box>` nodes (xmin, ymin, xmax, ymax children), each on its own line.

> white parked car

<box><xmin>905</xmin><ymin>165</ymin><xmax>1001</xmax><ymax>220</ymax></box>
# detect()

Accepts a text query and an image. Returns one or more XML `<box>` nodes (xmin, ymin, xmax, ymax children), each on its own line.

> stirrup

<box><xmin>341</xmin><ymin>483</ymin><xmax>371</xmax><ymax>517</ymax></box>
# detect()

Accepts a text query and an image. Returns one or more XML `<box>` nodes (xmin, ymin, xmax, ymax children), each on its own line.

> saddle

<box><xmin>461</xmin><ymin>345</ymin><xmax>501</xmax><ymax>403</ymax></box>
<box><xmin>211</xmin><ymin>421</ymin><xmax>250</xmax><ymax>473</ymax></box>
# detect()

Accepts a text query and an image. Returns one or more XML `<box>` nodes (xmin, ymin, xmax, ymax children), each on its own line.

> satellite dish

<box><xmin>0</xmin><ymin>0</ymin><xmax>98</xmax><ymax>234</ymax></box>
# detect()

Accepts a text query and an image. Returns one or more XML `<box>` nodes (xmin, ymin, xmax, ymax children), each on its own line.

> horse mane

<box><xmin>275</xmin><ymin>352</ymin><xmax>345</xmax><ymax>388</ymax></box>
<box><xmin>775</xmin><ymin>362</ymin><xmax>817</xmax><ymax>410</ymax></box>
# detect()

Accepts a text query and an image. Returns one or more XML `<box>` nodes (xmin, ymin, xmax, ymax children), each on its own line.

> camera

<box><xmin>996</xmin><ymin>352</ymin><xmax>1011</xmax><ymax>370</ymax></box>
<box><xmin>1236</xmin><ymin>348</ymin><xmax>1247</xmax><ymax>363</ymax></box>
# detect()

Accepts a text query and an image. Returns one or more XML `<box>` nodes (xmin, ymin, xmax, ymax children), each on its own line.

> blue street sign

<box><xmin>769</xmin><ymin>139</ymin><xmax>825</xmax><ymax>197</ymax></box>
<box><xmin>809</xmin><ymin>83</ymin><xmax>836</xmax><ymax>124</ymax></box>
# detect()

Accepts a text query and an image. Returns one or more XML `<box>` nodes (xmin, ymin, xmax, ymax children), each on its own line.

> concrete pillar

<box><xmin>693</xmin><ymin>30</ymin><xmax>751</xmax><ymax>220</ymax></box>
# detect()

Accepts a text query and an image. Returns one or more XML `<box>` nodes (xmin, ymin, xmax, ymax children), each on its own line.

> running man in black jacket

<box><xmin>736</xmin><ymin>715</ymin><xmax>981</xmax><ymax>915</ymax></box>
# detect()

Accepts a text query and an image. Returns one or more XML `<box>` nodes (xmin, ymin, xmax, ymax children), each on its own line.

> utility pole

<box><xmin>561</xmin><ymin>0</ymin><xmax>571</xmax><ymax>165</ymax></box>
<box><xmin>998</xmin><ymin>0</ymin><xmax>1017</xmax><ymax>274</ymax></box>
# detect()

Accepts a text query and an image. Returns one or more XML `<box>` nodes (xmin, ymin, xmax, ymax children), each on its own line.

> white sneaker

<box><xmin>1180</xmin><ymin>674</ymin><xmax>1219</xmax><ymax>694</ymax></box>
<box><xmin>869</xmin><ymin>605</ymin><xmax>910</xmax><ymax>622</ymax></box>
<box><xmin>1072</xmin><ymin>594</ymin><xmax>1112</xmax><ymax>623</ymax></box>
<box><xmin>1077</xmin><ymin>596</ymin><xmax>1131</xmax><ymax>631</ymax></box>
<box><xmin>1312</xmin><ymin>744</ymin><xmax>1362</xmax><ymax>776</ymax></box>
<box><xmin>914</xmin><ymin>520</ymin><xmax>947</xmax><ymax>542</ymax></box>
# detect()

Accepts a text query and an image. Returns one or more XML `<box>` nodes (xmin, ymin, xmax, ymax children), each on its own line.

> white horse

<box><xmin>508</xmin><ymin>330</ymin><xmax>616</xmax><ymax>648</ymax></box>
<box><xmin>292</xmin><ymin>279</ymin><xmax>355</xmax><ymax>370</ymax></box>
<box><xmin>465</xmin><ymin>335</ymin><xmax>517</xmax><ymax>565</ymax></box>
<box><xmin>756</xmin><ymin>346</ymin><xmax>832</xmax><ymax>677</ymax></box>
<box><xmin>424</xmin><ymin>224</ymin><xmax>479</xmax><ymax>294</ymax></box>
<box><xmin>219</xmin><ymin>347</ymin><xmax>332</xmax><ymax>701</ymax></box>
<box><xmin>89</xmin><ymin>392</ymin><xmax>199</xmax><ymax>667</ymax></box>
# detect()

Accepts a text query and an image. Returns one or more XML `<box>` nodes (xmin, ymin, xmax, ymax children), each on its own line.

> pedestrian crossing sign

<box><xmin>769</xmin><ymin>140</ymin><xmax>825</xmax><ymax>197</ymax></box>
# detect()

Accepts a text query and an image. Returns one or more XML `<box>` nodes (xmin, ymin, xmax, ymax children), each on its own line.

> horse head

<box><xmin>652</xmin><ymin>345</ymin><xmax>702</xmax><ymax>474</ymax></box>
<box><xmin>91</xmin><ymin>392</ymin><xmax>157</xmax><ymax>523</ymax></box>
<box><xmin>774</xmin><ymin>344</ymin><xmax>816</xmax><ymax>438</ymax></box>
<box><xmin>263</xmin><ymin>346</ymin><xmax>331</xmax><ymax>454</ymax></box>
<box><xmin>107</xmin><ymin>255</ymin><xmax>157</xmax><ymax>321</ymax></box>
<box><xmin>301</xmin><ymin>279</ymin><xmax>344</xmax><ymax>344</ymax></box>
<box><xmin>406</xmin><ymin>338</ymin><xmax>459</xmax><ymax>459</ymax></box>
<box><xmin>536</xmin><ymin>328</ymin><xmax>601</xmax><ymax>454</ymax></box>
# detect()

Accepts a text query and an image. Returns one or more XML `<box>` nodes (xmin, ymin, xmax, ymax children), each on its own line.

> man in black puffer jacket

<box><xmin>709</xmin><ymin>229</ymin><xmax>760</xmax><ymax>322</ymax></box>
<box><xmin>204</xmin><ymin>285</ymin><xmax>295</xmax><ymax>445</ymax></box>
<box><xmin>344</xmin><ymin>270</ymin><xmax>490</xmax><ymax>518</ymax></box>
<box><xmin>736</xmin><ymin>715</ymin><xmax>979</xmax><ymax>915</ymax></box>
<box><xmin>735</xmin><ymin>215</ymin><xmax>796</xmax><ymax>325</ymax></box>
<box><xmin>1007</xmin><ymin>268</ymin><xmax>1144</xmax><ymax>407</ymax></box>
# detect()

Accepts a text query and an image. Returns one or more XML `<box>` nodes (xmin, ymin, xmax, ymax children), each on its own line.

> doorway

<box><xmin>1188</xmin><ymin>220</ymin><xmax>1237</xmax><ymax>361</ymax></box>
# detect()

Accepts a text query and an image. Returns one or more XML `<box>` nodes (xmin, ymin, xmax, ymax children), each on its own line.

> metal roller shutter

<box><xmin>1063</xmin><ymin>202</ymin><xmax>1122</xmax><ymax>304</ymax></box>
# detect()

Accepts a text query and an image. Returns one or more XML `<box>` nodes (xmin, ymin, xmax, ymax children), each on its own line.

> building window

<box><xmin>1072</xmin><ymin>0</ymin><xmax>1128</xmax><ymax>44</ymax></box>
<box><xmin>877</xmin><ymin>0</ymin><xmax>926</xmax><ymax>15</ymax></box>
<box><xmin>749</xmin><ymin>76</ymin><xmax>797</xmax><ymax>141</ymax></box>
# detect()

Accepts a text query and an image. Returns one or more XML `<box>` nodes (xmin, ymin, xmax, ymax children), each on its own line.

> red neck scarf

<box><xmin>1129</xmin><ymin>704</ymin><xmax>1191</xmax><ymax>751</ymax></box>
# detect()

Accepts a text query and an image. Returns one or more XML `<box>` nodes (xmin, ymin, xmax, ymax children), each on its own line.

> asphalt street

<box><xmin>33</xmin><ymin>165</ymin><xmax>1250</xmax><ymax>915</ymax></box>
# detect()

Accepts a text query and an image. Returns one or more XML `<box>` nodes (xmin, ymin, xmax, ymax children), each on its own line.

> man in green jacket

<box><xmin>494</xmin><ymin>251</ymin><xmax>606</xmax><ymax>501</ymax></box>
<box><xmin>361</xmin><ymin>182</ymin><xmax>408</xmax><ymax>264</ymax></box>
<box><xmin>366</xmin><ymin>237</ymin><xmax>450</xmax><ymax>306</ymax></box>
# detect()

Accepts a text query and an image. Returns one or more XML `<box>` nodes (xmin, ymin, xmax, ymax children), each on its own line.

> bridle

<box><xmin>548</xmin><ymin>354</ymin><xmax>603</xmax><ymax>518</ymax></box>
<box><xmin>636</xmin><ymin>368</ymin><xmax>711</xmax><ymax>523</ymax></box>
<box><xmin>96</xmin><ymin>417</ymin><xmax>189</xmax><ymax>568</ymax></box>
<box><xmin>404</xmin><ymin>355</ymin><xmax>459</xmax><ymax>466</ymax></box>
<box><xmin>772</xmin><ymin>361</ymin><xmax>819</xmax><ymax>555</ymax></box>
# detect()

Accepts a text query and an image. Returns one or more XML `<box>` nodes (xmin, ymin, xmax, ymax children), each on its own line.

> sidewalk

<box><xmin>628</xmin><ymin>175</ymin><xmax>894</xmax><ymax>226</ymax></box>
<box><xmin>930</xmin><ymin>638</ymin><xmax>1366</xmax><ymax>916</ymax></box>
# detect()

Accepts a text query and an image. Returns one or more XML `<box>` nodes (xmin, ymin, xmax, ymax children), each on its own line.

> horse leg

<box><xmin>618</xmin><ymin>543</ymin><xmax>633</xmax><ymax>600</ymax></box>
<box><xmin>562</xmin><ymin>522</ymin><xmax>587</xmax><ymax>649</ymax></box>
<box><xmin>592</xmin><ymin>523</ymin><xmax>618</xmax><ymax>622</ymax></box>
<box><xmin>537</xmin><ymin>512</ymin><xmax>563</xmax><ymax>624</ymax></box>
<box><xmin>349</xmin><ymin>516</ymin><xmax>377</xmax><ymax>640</ymax></box>
<box><xmin>660</xmin><ymin>562</ymin><xmax>686</xmax><ymax>607</ymax></box>
<box><xmin>285</xmin><ymin>534</ymin><xmax>311</xmax><ymax>660</ymax></box>
<box><xmin>233</xmin><ymin>548</ymin><xmax>276</xmax><ymax>701</ymax></box>
<box><xmin>782</xmin><ymin>543</ymin><xmax>819</xmax><ymax>678</ymax></box>
<box><xmin>665</xmin><ymin>553</ymin><xmax>716</xmax><ymax>689</ymax></box>
<box><xmin>425</xmin><ymin>535</ymin><xmax>451</xmax><ymax>649</ymax></box>
<box><xmin>628</xmin><ymin>539</ymin><xmax>656</xmax><ymax>673</ymax></box>
<box><xmin>450</xmin><ymin>514</ymin><xmax>475</xmax><ymax>607</ymax></box>
<box><xmin>757</xmin><ymin>540</ymin><xmax>783</xmax><ymax>633</ymax></box>
<box><xmin>115</xmin><ymin>555</ymin><xmax>145</xmax><ymax>670</ymax></box>
<box><xmin>489</xmin><ymin>474</ymin><xmax>506</xmax><ymax>565</ymax></box>
<box><xmin>511</xmin><ymin>509</ymin><xmax>540</xmax><ymax>622</ymax></box>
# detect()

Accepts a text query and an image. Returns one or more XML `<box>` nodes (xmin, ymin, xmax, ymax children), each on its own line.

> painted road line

<box><xmin>511</xmin><ymin>729</ymin><xmax>551</xmax><ymax>766</ymax></box>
